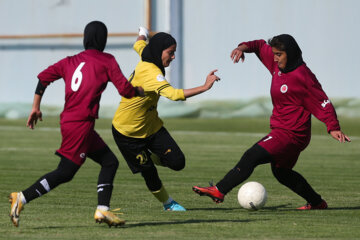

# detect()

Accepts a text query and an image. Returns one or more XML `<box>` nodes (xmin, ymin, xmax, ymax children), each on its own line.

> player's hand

<box><xmin>330</xmin><ymin>130</ymin><xmax>351</xmax><ymax>143</ymax></box>
<box><xmin>204</xmin><ymin>69</ymin><xmax>220</xmax><ymax>90</ymax></box>
<box><xmin>231</xmin><ymin>46</ymin><xmax>245</xmax><ymax>63</ymax></box>
<box><xmin>138</xmin><ymin>26</ymin><xmax>149</xmax><ymax>39</ymax></box>
<box><xmin>26</xmin><ymin>109</ymin><xmax>42</xmax><ymax>130</ymax></box>
<box><xmin>135</xmin><ymin>86</ymin><xmax>145</xmax><ymax>97</ymax></box>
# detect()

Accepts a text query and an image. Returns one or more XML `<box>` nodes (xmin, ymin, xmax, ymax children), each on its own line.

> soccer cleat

<box><xmin>94</xmin><ymin>208</ymin><xmax>125</xmax><ymax>227</ymax></box>
<box><xmin>192</xmin><ymin>185</ymin><xmax>224</xmax><ymax>203</ymax></box>
<box><xmin>164</xmin><ymin>200</ymin><xmax>186</xmax><ymax>211</ymax></box>
<box><xmin>297</xmin><ymin>199</ymin><xmax>328</xmax><ymax>210</ymax></box>
<box><xmin>9</xmin><ymin>192</ymin><xmax>24</xmax><ymax>227</ymax></box>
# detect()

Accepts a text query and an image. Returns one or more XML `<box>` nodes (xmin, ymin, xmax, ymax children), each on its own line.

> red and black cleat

<box><xmin>192</xmin><ymin>185</ymin><xmax>224</xmax><ymax>203</ymax></box>
<box><xmin>297</xmin><ymin>199</ymin><xmax>328</xmax><ymax>210</ymax></box>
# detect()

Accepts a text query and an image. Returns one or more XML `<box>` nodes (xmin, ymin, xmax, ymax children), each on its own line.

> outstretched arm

<box><xmin>183</xmin><ymin>70</ymin><xmax>220</xmax><ymax>98</ymax></box>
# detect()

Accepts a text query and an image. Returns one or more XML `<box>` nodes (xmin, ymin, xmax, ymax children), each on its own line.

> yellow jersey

<box><xmin>112</xmin><ymin>40</ymin><xmax>185</xmax><ymax>138</ymax></box>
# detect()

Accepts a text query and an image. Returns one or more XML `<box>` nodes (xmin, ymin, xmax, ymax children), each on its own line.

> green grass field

<box><xmin>0</xmin><ymin>117</ymin><xmax>359</xmax><ymax>239</ymax></box>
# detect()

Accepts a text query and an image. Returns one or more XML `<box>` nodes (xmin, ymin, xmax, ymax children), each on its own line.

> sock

<box><xmin>151</xmin><ymin>185</ymin><xmax>169</xmax><ymax>203</ymax></box>
<box><xmin>22</xmin><ymin>178</ymin><xmax>51</xmax><ymax>203</ymax></box>
<box><xmin>19</xmin><ymin>192</ymin><xmax>27</xmax><ymax>205</ymax></box>
<box><xmin>163</xmin><ymin>197</ymin><xmax>174</xmax><ymax>205</ymax></box>
<box><xmin>97</xmin><ymin>183</ymin><xmax>113</xmax><ymax>207</ymax></box>
<box><xmin>97</xmin><ymin>205</ymin><xmax>110</xmax><ymax>211</ymax></box>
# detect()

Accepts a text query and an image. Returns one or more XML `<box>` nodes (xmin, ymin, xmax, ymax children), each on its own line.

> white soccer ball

<box><xmin>237</xmin><ymin>181</ymin><xmax>267</xmax><ymax>210</ymax></box>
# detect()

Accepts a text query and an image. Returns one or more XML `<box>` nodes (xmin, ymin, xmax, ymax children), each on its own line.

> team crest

<box><xmin>280</xmin><ymin>84</ymin><xmax>288</xmax><ymax>93</ymax></box>
<box><xmin>156</xmin><ymin>74</ymin><xmax>165</xmax><ymax>82</ymax></box>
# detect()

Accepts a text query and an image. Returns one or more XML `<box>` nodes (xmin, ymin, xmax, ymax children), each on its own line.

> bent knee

<box><xmin>167</xmin><ymin>155</ymin><xmax>185</xmax><ymax>171</ymax></box>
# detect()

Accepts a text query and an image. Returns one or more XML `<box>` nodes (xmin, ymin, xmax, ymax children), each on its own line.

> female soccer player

<box><xmin>9</xmin><ymin>21</ymin><xmax>144</xmax><ymax>227</ymax></box>
<box><xmin>112</xmin><ymin>27</ymin><xmax>220</xmax><ymax>211</ymax></box>
<box><xmin>193</xmin><ymin>34</ymin><xmax>351</xmax><ymax>209</ymax></box>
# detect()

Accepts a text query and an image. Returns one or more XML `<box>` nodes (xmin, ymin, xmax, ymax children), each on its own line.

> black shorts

<box><xmin>112</xmin><ymin>126</ymin><xmax>185</xmax><ymax>173</ymax></box>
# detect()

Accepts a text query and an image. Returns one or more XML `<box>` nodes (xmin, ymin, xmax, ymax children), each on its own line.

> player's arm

<box><xmin>109</xmin><ymin>58</ymin><xmax>144</xmax><ymax>98</ymax></box>
<box><xmin>302</xmin><ymin>70</ymin><xmax>350</xmax><ymax>143</ymax></box>
<box><xmin>27</xmin><ymin>88</ymin><xmax>43</xmax><ymax>130</ymax></box>
<box><xmin>133</xmin><ymin>27</ymin><xmax>149</xmax><ymax>56</ymax></box>
<box><xmin>27</xmin><ymin>61</ymin><xmax>63</xmax><ymax>129</ymax></box>
<box><xmin>183</xmin><ymin>70</ymin><xmax>220</xmax><ymax>98</ymax></box>
<box><xmin>155</xmin><ymin>70</ymin><xmax>220</xmax><ymax>100</ymax></box>
<box><xmin>231</xmin><ymin>40</ymin><xmax>275</xmax><ymax>73</ymax></box>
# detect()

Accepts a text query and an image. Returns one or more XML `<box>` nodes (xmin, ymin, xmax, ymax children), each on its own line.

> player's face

<box><xmin>162</xmin><ymin>44</ymin><xmax>176</xmax><ymax>67</ymax></box>
<box><xmin>272</xmin><ymin>47</ymin><xmax>287</xmax><ymax>70</ymax></box>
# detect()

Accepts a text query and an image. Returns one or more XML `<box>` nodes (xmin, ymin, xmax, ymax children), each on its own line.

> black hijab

<box><xmin>83</xmin><ymin>21</ymin><xmax>108</xmax><ymax>52</ymax></box>
<box><xmin>272</xmin><ymin>34</ymin><xmax>304</xmax><ymax>73</ymax></box>
<box><xmin>141</xmin><ymin>32</ymin><xmax>176</xmax><ymax>75</ymax></box>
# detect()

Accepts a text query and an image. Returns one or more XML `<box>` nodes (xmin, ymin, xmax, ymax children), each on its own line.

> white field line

<box><xmin>0</xmin><ymin>147</ymin><xmax>53</xmax><ymax>151</ymax></box>
<box><xmin>1</xmin><ymin>125</ymin><xmax>358</xmax><ymax>140</ymax></box>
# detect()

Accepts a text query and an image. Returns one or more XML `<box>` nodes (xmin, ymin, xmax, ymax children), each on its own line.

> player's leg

<box><xmin>88</xmin><ymin>146</ymin><xmax>118</xmax><ymax>209</ymax></box>
<box><xmin>112</xmin><ymin>126</ymin><xmax>185</xmax><ymax>211</ymax></box>
<box><xmin>141</xmin><ymin>165</ymin><xmax>186</xmax><ymax>211</ymax></box>
<box><xmin>147</xmin><ymin>127</ymin><xmax>186</xmax><ymax>210</ymax></box>
<box><xmin>193</xmin><ymin>144</ymin><xmax>271</xmax><ymax>203</ymax></box>
<box><xmin>87</xmin><ymin>131</ymin><xmax>125</xmax><ymax>227</ymax></box>
<box><xmin>149</xmin><ymin>127</ymin><xmax>185</xmax><ymax>171</ymax></box>
<box><xmin>9</xmin><ymin>157</ymin><xmax>80</xmax><ymax>227</ymax></box>
<box><xmin>271</xmin><ymin>164</ymin><xmax>327</xmax><ymax>210</ymax></box>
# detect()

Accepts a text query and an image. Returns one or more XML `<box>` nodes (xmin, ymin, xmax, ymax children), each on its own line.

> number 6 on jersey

<box><xmin>71</xmin><ymin>62</ymin><xmax>86</xmax><ymax>92</ymax></box>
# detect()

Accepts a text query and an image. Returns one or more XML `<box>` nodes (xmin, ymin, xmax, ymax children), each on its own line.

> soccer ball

<box><xmin>237</xmin><ymin>181</ymin><xmax>267</xmax><ymax>210</ymax></box>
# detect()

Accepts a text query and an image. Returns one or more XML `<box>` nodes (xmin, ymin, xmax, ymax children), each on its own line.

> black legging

<box><xmin>141</xmin><ymin>165</ymin><xmax>162</xmax><ymax>192</ymax></box>
<box><xmin>216</xmin><ymin>144</ymin><xmax>271</xmax><ymax>194</ymax></box>
<box><xmin>271</xmin><ymin>165</ymin><xmax>322</xmax><ymax>205</ymax></box>
<box><xmin>216</xmin><ymin>143</ymin><xmax>322</xmax><ymax>205</ymax></box>
<box><xmin>22</xmin><ymin>146</ymin><xmax>119</xmax><ymax>207</ymax></box>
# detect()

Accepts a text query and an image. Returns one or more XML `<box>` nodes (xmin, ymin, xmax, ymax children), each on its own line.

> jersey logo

<box><xmin>321</xmin><ymin>99</ymin><xmax>330</xmax><ymax>108</ymax></box>
<box><xmin>156</xmin><ymin>74</ymin><xmax>165</xmax><ymax>82</ymax></box>
<box><xmin>280</xmin><ymin>84</ymin><xmax>288</xmax><ymax>93</ymax></box>
<box><xmin>278</xmin><ymin>71</ymin><xmax>282</xmax><ymax>76</ymax></box>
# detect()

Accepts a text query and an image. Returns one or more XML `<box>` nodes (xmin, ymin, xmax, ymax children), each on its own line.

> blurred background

<box><xmin>1</xmin><ymin>0</ymin><xmax>359</xmax><ymax>119</ymax></box>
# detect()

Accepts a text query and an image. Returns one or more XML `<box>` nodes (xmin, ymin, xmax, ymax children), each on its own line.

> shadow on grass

<box><xmin>123</xmin><ymin>218</ymin><xmax>255</xmax><ymax>228</ymax></box>
<box><xmin>262</xmin><ymin>203</ymin><xmax>360</xmax><ymax>211</ymax></box>
<box><xmin>186</xmin><ymin>207</ymin><xmax>240</xmax><ymax>211</ymax></box>
<box><xmin>30</xmin><ymin>219</ymin><xmax>257</xmax><ymax>230</ymax></box>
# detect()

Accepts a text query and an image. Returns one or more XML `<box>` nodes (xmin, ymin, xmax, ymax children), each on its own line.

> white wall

<box><xmin>0</xmin><ymin>0</ymin><xmax>359</xmax><ymax>107</ymax></box>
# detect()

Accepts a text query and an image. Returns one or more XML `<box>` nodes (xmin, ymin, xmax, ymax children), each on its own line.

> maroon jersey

<box><xmin>241</xmin><ymin>40</ymin><xmax>340</xmax><ymax>134</ymax></box>
<box><xmin>38</xmin><ymin>49</ymin><xmax>136</xmax><ymax>123</ymax></box>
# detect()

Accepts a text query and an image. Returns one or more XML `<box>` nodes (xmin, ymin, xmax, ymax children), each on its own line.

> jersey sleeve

<box><xmin>240</xmin><ymin>40</ymin><xmax>276</xmax><ymax>73</ymax></box>
<box><xmin>37</xmin><ymin>58</ymin><xmax>66</xmax><ymax>87</ymax></box>
<box><xmin>133</xmin><ymin>40</ymin><xmax>147</xmax><ymax>57</ymax></box>
<box><xmin>144</xmin><ymin>73</ymin><xmax>185</xmax><ymax>101</ymax></box>
<box><xmin>302</xmin><ymin>68</ymin><xmax>340</xmax><ymax>132</ymax></box>
<box><xmin>108</xmin><ymin>57</ymin><xmax>136</xmax><ymax>98</ymax></box>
